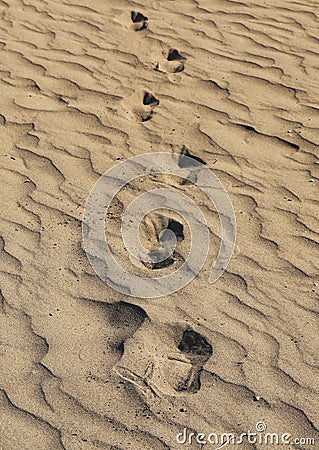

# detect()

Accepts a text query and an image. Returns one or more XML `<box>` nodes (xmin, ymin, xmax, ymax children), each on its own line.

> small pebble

<box><xmin>314</xmin><ymin>283</ymin><xmax>318</xmax><ymax>287</ymax></box>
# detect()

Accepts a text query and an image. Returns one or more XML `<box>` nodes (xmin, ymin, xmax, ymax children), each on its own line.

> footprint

<box><xmin>131</xmin><ymin>11</ymin><xmax>148</xmax><ymax>31</ymax></box>
<box><xmin>128</xmin><ymin>213</ymin><xmax>186</xmax><ymax>270</ymax></box>
<box><xmin>139</xmin><ymin>91</ymin><xmax>160</xmax><ymax>122</ymax></box>
<box><xmin>142</xmin><ymin>215</ymin><xmax>185</xmax><ymax>269</ymax></box>
<box><xmin>157</xmin><ymin>48</ymin><xmax>186</xmax><ymax>73</ymax></box>
<box><xmin>123</xmin><ymin>90</ymin><xmax>159</xmax><ymax>122</ymax></box>
<box><xmin>114</xmin><ymin>321</ymin><xmax>213</xmax><ymax>397</ymax></box>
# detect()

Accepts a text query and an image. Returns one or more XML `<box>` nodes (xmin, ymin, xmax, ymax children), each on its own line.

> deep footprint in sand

<box><xmin>123</xmin><ymin>90</ymin><xmax>159</xmax><ymax>122</ymax></box>
<box><xmin>127</xmin><ymin>212</ymin><xmax>187</xmax><ymax>271</ymax></box>
<box><xmin>131</xmin><ymin>11</ymin><xmax>148</xmax><ymax>31</ymax></box>
<box><xmin>139</xmin><ymin>91</ymin><xmax>160</xmax><ymax>122</ymax></box>
<box><xmin>147</xmin><ymin>219</ymin><xmax>185</xmax><ymax>269</ymax></box>
<box><xmin>157</xmin><ymin>48</ymin><xmax>186</xmax><ymax>73</ymax></box>
<box><xmin>142</xmin><ymin>216</ymin><xmax>185</xmax><ymax>269</ymax></box>
<box><xmin>114</xmin><ymin>321</ymin><xmax>213</xmax><ymax>397</ymax></box>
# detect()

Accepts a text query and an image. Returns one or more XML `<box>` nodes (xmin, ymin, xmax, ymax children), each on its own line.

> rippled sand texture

<box><xmin>1</xmin><ymin>0</ymin><xmax>319</xmax><ymax>449</ymax></box>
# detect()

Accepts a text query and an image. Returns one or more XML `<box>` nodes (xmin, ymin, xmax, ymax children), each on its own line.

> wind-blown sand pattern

<box><xmin>1</xmin><ymin>0</ymin><xmax>319</xmax><ymax>449</ymax></box>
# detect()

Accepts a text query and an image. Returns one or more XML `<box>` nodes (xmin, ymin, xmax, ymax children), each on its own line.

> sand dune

<box><xmin>0</xmin><ymin>0</ymin><xmax>318</xmax><ymax>448</ymax></box>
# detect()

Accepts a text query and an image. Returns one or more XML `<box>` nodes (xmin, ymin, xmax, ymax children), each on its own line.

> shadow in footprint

<box><xmin>167</xmin><ymin>219</ymin><xmax>184</xmax><ymax>242</ymax></box>
<box><xmin>126</xmin><ymin>90</ymin><xmax>159</xmax><ymax>122</ymax></box>
<box><xmin>176</xmin><ymin>327</ymin><xmax>213</xmax><ymax>393</ymax></box>
<box><xmin>143</xmin><ymin>250</ymin><xmax>184</xmax><ymax>270</ymax></box>
<box><xmin>131</xmin><ymin>11</ymin><xmax>148</xmax><ymax>31</ymax></box>
<box><xmin>114</xmin><ymin>320</ymin><xmax>213</xmax><ymax>397</ymax></box>
<box><xmin>143</xmin><ymin>92</ymin><xmax>159</xmax><ymax>107</ymax></box>
<box><xmin>178</xmin><ymin>328</ymin><xmax>213</xmax><ymax>358</ymax></box>
<box><xmin>167</xmin><ymin>48</ymin><xmax>186</xmax><ymax>62</ymax></box>
<box><xmin>141</xmin><ymin>114</ymin><xmax>153</xmax><ymax>123</ymax></box>
<box><xmin>97</xmin><ymin>300</ymin><xmax>147</xmax><ymax>357</ymax></box>
<box><xmin>148</xmin><ymin>255</ymin><xmax>175</xmax><ymax>270</ymax></box>
<box><xmin>178</xmin><ymin>145</ymin><xmax>206</xmax><ymax>168</ymax></box>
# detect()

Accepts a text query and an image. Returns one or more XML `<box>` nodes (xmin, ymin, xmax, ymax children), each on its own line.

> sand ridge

<box><xmin>0</xmin><ymin>0</ymin><xmax>319</xmax><ymax>449</ymax></box>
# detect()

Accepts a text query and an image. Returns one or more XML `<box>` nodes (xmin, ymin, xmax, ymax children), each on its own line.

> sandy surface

<box><xmin>1</xmin><ymin>0</ymin><xmax>319</xmax><ymax>449</ymax></box>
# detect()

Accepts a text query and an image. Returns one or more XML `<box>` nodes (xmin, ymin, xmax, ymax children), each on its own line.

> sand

<box><xmin>0</xmin><ymin>0</ymin><xmax>319</xmax><ymax>449</ymax></box>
